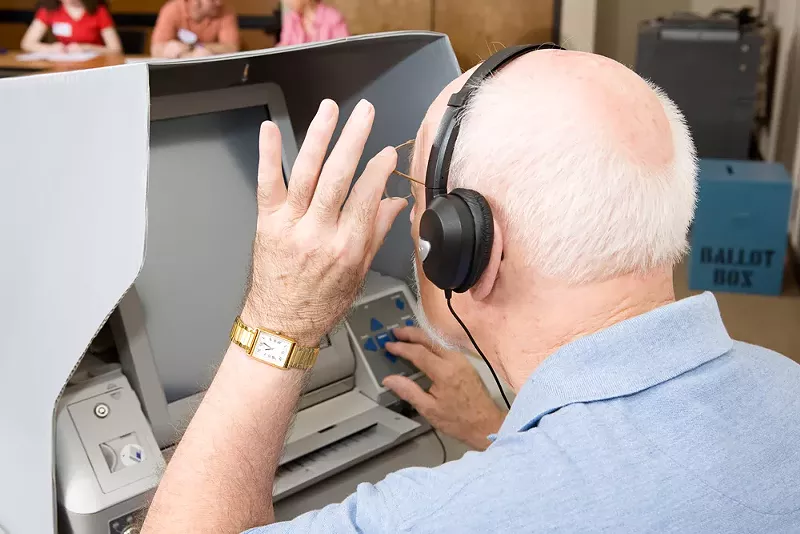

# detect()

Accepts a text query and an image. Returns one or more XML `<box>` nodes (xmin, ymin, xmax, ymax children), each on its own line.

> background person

<box><xmin>151</xmin><ymin>0</ymin><xmax>239</xmax><ymax>59</ymax></box>
<box><xmin>21</xmin><ymin>0</ymin><xmax>122</xmax><ymax>55</ymax></box>
<box><xmin>278</xmin><ymin>0</ymin><xmax>348</xmax><ymax>47</ymax></box>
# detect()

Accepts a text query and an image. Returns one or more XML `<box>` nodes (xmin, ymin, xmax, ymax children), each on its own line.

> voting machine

<box><xmin>0</xmin><ymin>32</ymin><xmax>461</xmax><ymax>534</ymax></box>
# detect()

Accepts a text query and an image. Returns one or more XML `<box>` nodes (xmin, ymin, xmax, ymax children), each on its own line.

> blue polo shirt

<box><xmin>249</xmin><ymin>293</ymin><xmax>800</xmax><ymax>533</ymax></box>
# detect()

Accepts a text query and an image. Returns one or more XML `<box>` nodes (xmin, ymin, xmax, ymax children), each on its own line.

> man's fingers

<box><xmin>392</xmin><ymin>326</ymin><xmax>438</xmax><ymax>352</ymax></box>
<box><xmin>367</xmin><ymin>197</ymin><xmax>408</xmax><ymax>259</ymax></box>
<box><xmin>384</xmin><ymin>341</ymin><xmax>443</xmax><ymax>379</ymax></box>
<box><xmin>309</xmin><ymin>99</ymin><xmax>374</xmax><ymax>222</ymax></box>
<box><xmin>256</xmin><ymin>122</ymin><xmax>286</xmax><ymax>216</ymax></box>
<box><xmin>382</xmin><ymin>375</ymin><xmax>434</xmax><ymax>413</ymax></box>
<box><xmin>340</xmin><ymin>146</ymin><xmax>401</xmax><ymax>246</ymax></box>
<box><xmin>286</xmin><ymin>99</ymin><xmax>338</xmax><ymax>217</ymax></box>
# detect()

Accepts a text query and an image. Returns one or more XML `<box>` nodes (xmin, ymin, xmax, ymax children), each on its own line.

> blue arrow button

<box><xmin>363</xmin><ymin>338</ymin><xmax>378</xmax><ymax>352</ymax></box>
<box><xmin>395</xmin><ymin>298</ymin><xmax>406</xmax><ymax>310</ymax></box>
<box><xmin>376</xmin><ymin>332</ymin><xmax>391</xmax><ymax>349</ymax></box>
<box><xmin>370</xmin><ymin>318</ymin><xmax>384</xmax><ymax>331</ymax></box>
<box><xmin>405</xmin><ymin>319</ymin><xmax>415</xmax><ymax>327</ymax></box>
<box><xmin>385</xmin><ymin>352</ymin><xmax>398</xmax><ymax>363</ymax></box>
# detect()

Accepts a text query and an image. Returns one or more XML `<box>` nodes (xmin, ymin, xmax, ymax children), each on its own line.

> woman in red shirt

<box><xmin>21</xmin><ymin>0</ymin><xmax>123</xmax><ymax>54</ymax></box>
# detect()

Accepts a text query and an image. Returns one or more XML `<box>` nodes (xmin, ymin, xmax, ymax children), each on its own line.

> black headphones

<box><xmin>419</xmin><ymin>44</ymin><xmax>564</xmax><ymax>294</ymax></box>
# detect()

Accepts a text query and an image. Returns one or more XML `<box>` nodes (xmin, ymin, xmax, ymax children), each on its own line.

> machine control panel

<box><xmin>348</xmin><ymin>290</ymin><xmax>419</xmax><ymax>383</ymax></box>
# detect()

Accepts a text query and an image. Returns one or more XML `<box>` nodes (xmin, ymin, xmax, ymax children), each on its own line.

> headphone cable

<box><xmin>445</xmin><ymin>290</ymin><xmax>511</xmax><ymax>409</ymax></box>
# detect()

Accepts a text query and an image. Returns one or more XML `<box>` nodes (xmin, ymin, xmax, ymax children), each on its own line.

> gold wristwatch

<box><xmin>230</xmin><ymin>316</ymin><xmax>320</xmax><ymax>370</ymax></box>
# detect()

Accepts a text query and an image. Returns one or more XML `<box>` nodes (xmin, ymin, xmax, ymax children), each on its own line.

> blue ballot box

<box><xmin>689</xmin><ymin>159</ymin><xmax>793</xmax><ymax>295</ymax></box>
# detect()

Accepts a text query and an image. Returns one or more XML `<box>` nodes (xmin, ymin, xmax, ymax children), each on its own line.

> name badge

<box><xmin>52</xmin><ymin>22</ymin><xmax>73</xmax><ymax>38</ymax></box>
<box><xmin>177</xmin><ymin>28</ymin><xmax>198</xmax><ymax>45</ymax></box>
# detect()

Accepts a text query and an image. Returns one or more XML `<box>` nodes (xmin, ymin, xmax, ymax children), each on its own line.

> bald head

<box><xmin>418</xmin><ymin>51</ymin><xmax>674</xmax><ymax>177</ymax></box>
<box><xmin>414</xmin><ymin>49</ymin><xmax>697</xmax><ymax>285</ymax></box>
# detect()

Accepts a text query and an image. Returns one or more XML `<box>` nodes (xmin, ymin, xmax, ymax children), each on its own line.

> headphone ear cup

<box><xmin>450</xmin><ymin>188</ymin><xmax>494</xmax><ymax>292</ymax></box>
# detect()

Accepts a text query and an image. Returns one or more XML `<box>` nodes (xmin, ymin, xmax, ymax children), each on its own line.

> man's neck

<box><xmin>188</xmin><ymin>1</ymin><xmax>211</xmax><ymax>22</ymax></box>
<box><xmin>484</xmin><ymin>270</ymin><xmax>675</xmax><ymax>391</ymax></box>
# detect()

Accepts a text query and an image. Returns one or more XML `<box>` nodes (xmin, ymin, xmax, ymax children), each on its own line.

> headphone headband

<box><xmin>425</xmin><ymin>43</ymin><xmax>564</xmax><ymax>204</ymax></box>
<box><xmin>418</xmin><ymin>44</ymin><xmax>564</xmax><ymax>407</ymax></box>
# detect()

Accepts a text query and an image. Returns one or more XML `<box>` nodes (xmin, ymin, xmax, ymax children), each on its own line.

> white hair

<box><xmin>411</xmin><ymin>258</ymin><xmax>458</xmax><ymax>350</ymax></box>
<box><xmin>448</xmin><ymin>75</ymin><xmax>698</xmax><ymax>285</ymax></box>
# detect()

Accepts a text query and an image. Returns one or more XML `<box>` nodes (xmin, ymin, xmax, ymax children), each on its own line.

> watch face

<box><xmin>253</xmin><ymin>332</ymin><xmax>294</xmax><ymax>367</ymax></box>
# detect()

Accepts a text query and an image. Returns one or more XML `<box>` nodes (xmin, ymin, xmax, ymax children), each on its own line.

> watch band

<box><xmin>286</xmin><ymin>346</ymin><xmax>319</xmax><ymax>370</ymax></box>
<box><xmin>230</xmin><ymin>316</ymin><xmax>258</xmax><ymax>353</ymax></box>
<box><xmin>230</xmin><ymin>316</ymin><xmax>320</xmax><ymax>370</ymax></box>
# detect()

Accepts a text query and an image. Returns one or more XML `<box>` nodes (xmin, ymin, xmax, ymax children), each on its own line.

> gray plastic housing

<box><xmin>112</xmin><ymin>32</ymin><xmax>461</xmax><ymax>448</ymax></box>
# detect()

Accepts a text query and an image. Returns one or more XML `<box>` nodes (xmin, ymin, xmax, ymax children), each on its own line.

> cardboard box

<box><xmin>689</xmin><ymin>159</ymin><xmax>792</xmax><ymax>295</ymax></box>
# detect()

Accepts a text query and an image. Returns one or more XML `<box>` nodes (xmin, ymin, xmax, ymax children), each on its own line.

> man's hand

<box><xmin>49</xmin><ymin>42</ymin><xmax>66</xmax><ymax>54</ymax></box>
<box><xmin>66</xmin><ymin>42</ymin><xmax>87</xmax><ymax>53</ymax></box>
<box><xmin>185</xmin><ymin>45</ymin><xmax>213</xmax><ymax>57</ymax></box>
<box><xmin>142</xmin><ymin>101</ymin><xmax>406</xmax><ymax>533</ymax></box>
<box><xmin>383</xmin><ymin>327</ymin><xmax>506</xmax><ymax>451</ymax></box>
<box><xmin>241</xmin><ymin>99</ymin><xmax>407</xmax><ymax>345</ymax></box>
<box><xmin>162</xmin><ymin>39</ymin><xmax>190</xmax><ymax>59</ymax></box>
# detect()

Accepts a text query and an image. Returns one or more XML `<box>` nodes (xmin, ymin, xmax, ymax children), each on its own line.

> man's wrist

<box><xmin>240</xmin><ymin>301</ymin><xmax>323</xmax><ymax>348</ymax></box>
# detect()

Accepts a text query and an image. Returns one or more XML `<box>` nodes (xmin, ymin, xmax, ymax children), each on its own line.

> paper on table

<box><xmin>124</xmin><ymin>57</ymin><xmax>164</xmax><ymax>64</ymax></box>
<box><xmin>16</xmin><ymin>50</ymin><xmax>99</xmax><ymax>62</ymax></box>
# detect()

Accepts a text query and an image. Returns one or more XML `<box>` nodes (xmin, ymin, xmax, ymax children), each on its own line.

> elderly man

<box><xmin>142</xmin><ymin>48</ymin><xmax>800</xmax><ymax>533</ymax></box>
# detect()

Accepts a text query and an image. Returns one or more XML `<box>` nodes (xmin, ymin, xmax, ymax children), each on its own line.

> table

<box><xmin>0</xmin><ymin>51</ymin><xmax>144</xmax><ymax>78</ymax></box>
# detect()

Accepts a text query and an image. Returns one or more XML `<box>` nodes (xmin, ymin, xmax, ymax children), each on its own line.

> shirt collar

<box><xmin>497</xmin><ymin>292</ymin><xmax>733</xmax><ymax>437</ymax></box>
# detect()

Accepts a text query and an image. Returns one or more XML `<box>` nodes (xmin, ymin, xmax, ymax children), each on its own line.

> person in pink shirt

<box><xmin>278</xmin><ymin>0</ymin><xmax>349</xmax><ymax>46</ymax></box>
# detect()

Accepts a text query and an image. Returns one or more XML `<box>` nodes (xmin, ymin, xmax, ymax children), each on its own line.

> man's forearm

<box><xmin>142</xmin><ymin>343</ymin><xmax>305</xmax><ymax>533</ymax></box>
<box><xmin>142</xmin><ymin>100</ymin><xmax>399</xmax><ymax>532</ymax></box>
<box><xmin>203</xmin><ymin>42</ymin><xmax>239</xmax><ymax>54</ymax></box>
<box><xmin>150</xmin><ymin>42</ymin><xmax>167</xmax><ymax>57</ymax></box>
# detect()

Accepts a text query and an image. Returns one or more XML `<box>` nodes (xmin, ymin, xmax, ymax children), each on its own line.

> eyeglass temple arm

<box><xmin>392</xmin><ymin>169</ymin><xmax>425</xmax><ymax>186</ymax></box>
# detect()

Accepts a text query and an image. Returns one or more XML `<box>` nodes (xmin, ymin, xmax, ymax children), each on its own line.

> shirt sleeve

<box><xmin>34</xmin><ymin>7</ymin><xmax>51</xmax><ymax>26</ymax></box>
<box><xmin>276</xmin><ymin>12</ymin><xmax>301</xmax><ymax>47</ymax></box>
<box><xmin>329</xmin><ymin>11</ymin><xmax>349</xmax><ymax>39</ymax></box>
<box><xmin>217</xmin><ymin>11</ymin><xmax>240</xmax><ymax>47</ymax></box>
<box><xmin>243</xmin><ymin>480</ymin><xmax>397</xmax><ymax>534</ymax></box>
<box><xmin>241</xmin><ymin>451</ymin><xmax>502</xmax><ymax>534</ymax></box>
<box><xmin>95</xmin><ymin>6</ymin><xmax>114</xmax><ymax>30</ymax></box>
<box><xmin>151</xmin><ymin>1</ymin><xmax>179</xmax><ymax>44</ymax></box>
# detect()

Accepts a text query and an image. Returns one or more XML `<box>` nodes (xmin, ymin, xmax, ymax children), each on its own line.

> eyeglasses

<box><xmin>385</xmin><ymin>139</ymin><xmax>426</xmax><ymax>200</ymax></box>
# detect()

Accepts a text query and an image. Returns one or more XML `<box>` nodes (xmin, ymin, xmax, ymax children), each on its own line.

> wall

<box><xmin>692</xmin><ymin>0</ymin><xmax>758</xmax><ymax>15</ymax></box>
<box><xmin>759</xmin><ymin>0</ymin><xmax>800</xmax><ymax>251</ymax></box>
<box><xmin>561</xmin><ymin>0</ymin><xmax>597</xmax><ymax>52</ymax></box>
<box><xmin>326</xmin><ymin>0</ymin><xmax>554</xmax><ymax>68</ymax></box>
<box><xmin>595</xmin><ymin>0</ymin><xmax>757</xmax><ymax>66</ymax></box>
<box><xmin>595</xmin><ymin>0</ymin><xmax>689</xmax><ymax>66</ymax></box>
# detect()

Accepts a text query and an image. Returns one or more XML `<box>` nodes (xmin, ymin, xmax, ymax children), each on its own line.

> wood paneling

<box><xmin>240</xmin><ymin>28</ymin><xmax>275</xmax><ymax>51</ymax></box>
<box><xmin>435</xmin><ymin>0</ymin><xmax>554</xmax><ymax>68</ymax></box>
<box><xmin>326</xmin><ymin>0</ymin><xmax>431</xmax><ymax>35</ymax></box>
<box><xmin>0</xmin><ymin>0</ymin><xmax>32</xmax><ymax>9</ymax></box>
<box><xmin>0</xmin><ymin>23</ymin><xmax>26</xmax><ymax>51</ymax></box>
<box><xmin>325</xmin><ymin>0</ymin><xmax>554</xmax><ymax>69</ymax></box>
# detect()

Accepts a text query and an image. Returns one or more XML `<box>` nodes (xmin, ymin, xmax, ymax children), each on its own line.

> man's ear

<box><xmin>470</xmin><ymin>218</ymin><xmax>503</xmax><ymax>302</ymax></box>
